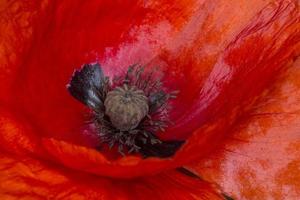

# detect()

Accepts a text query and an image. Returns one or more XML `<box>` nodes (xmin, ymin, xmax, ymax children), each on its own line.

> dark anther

<box><xmin>67</xmin><ymin>62</ymin><xmax>184</xmax><ymax>158</ymax></box>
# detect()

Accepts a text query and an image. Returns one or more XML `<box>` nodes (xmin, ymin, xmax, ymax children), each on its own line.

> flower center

<box><xmin>104</xmin><ymin>85</ymin><xmax>149</xmax><ymax>131</ymax></box>
<box><xmin>67</xmin><ymin>63</ymin><xmax>184</xmax><ymax>157</ymax></box>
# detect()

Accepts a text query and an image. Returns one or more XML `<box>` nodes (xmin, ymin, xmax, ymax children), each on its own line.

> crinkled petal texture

<box><xmin>187</xmin><ymin>57</ymin><xmax>300</xmax><ymax>199</ymax></box>
<box><xmin>0</xmin><ymin>153</ymin><xmax>225</xmax><ymax>199</ymax></box>
<box><xmin>0</xmin><ymin>0</ymin><xmax>300</xmax><ymax>199</ymax></box>
<box><xmin>0</xmin><ymin>108</ymin><xmax>226</xmax><ymax>199</ymax></box>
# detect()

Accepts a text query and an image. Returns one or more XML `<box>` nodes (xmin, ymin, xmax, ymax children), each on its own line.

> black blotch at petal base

<box><xmin>138</xmin><ymin>137</ymin><xmax>185</xmax><ymax>158</ymax></box>
<box><xmin>67</xmin><ymin>63</ymin><xmax>105</xmax><ymax>110</ymax></box>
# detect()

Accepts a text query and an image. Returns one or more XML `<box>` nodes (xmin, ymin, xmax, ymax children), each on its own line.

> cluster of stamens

<box><xmin>67</xmin><ymin>63</ymin><xmax>179</xmax><ymax>156</ymax></box>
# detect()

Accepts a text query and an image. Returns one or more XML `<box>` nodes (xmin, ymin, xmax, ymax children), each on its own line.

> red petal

<box><xmin>167</xmin><ymin>0</ymin><xmax>300</xmax><ymax>139</ymax></box>
<box><xmin>4</xmin><ymin>0</ymin><xmax>279</xmax><ymax>144</ymax></box>
<box><xmin>0</xmin><ymin>152</ymin><xmax>224</xmax><ymax>199</ymax></box>
<box><xmin>0</xmin><ymin>108</ymin><xmax>42</xmax><ymax>156</ymax></box>
<box><xmin>43</xmin><ymin>137</ymin><xmax>170</xmax><ymax>178</ymax></box>
<box><xmin>186</xmin><ymin>57</ymin><xmax>300</xmax><ymax>199</ymax></box>
<box><xmin>1</xmin><ymin>0</ymin><xmax>299</xmax><ymax>178</ymax></box>
<box><xmin>171</xmin><ymin>0</ymin><xmax>300</xmax><ymax>164</ymax></box>
<box><xmin>7</xmin><ymin>0</ymin><xmax>151</xmax><ymax>145</ymax></box>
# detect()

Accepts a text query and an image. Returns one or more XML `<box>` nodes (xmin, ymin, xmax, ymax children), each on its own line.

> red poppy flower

<box><xmin>0</xmin><ymin>0</ymin><xmax>299</xmax><ymax>199</ymax></box>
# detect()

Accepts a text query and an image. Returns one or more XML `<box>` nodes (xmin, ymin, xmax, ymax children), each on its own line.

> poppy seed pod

<box><xmin>104</xmin><ymin>85</ymin><xmax>149</xmax><ymax>131</ymax></box>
